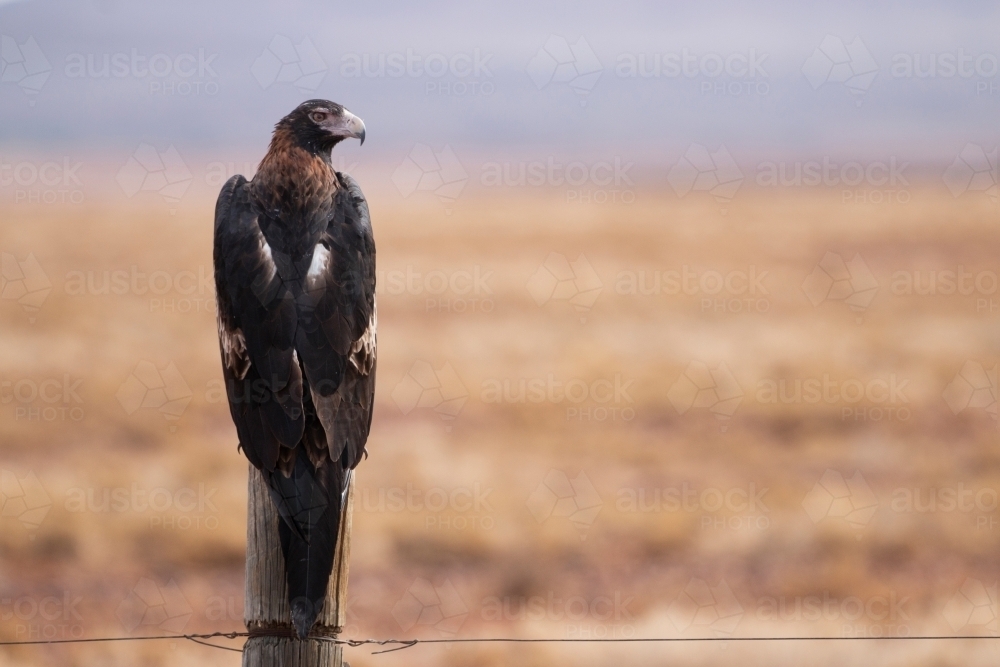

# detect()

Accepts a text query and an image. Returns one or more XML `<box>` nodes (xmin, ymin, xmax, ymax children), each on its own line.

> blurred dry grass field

<box><xmin>2</xmin><ymin>178</ymin><xmax>1000</xmax><ymax>666</ymax></box>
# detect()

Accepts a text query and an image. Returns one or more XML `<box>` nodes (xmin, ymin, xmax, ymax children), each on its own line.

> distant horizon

<box><xmin>0</xmin><ymin>149</ymin><xmax>983</xmax><ymax>210</ymax></box>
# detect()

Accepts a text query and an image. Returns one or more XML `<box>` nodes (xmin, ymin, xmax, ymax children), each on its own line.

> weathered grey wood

<box><xmin>243</xmin><ymin>464</ymin><xmax>354</xmax><ymax>667</ymax></box>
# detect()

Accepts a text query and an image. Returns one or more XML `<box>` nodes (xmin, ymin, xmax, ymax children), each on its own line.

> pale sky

<box><xmin>1</xmin><ymin>0</ymin><xmax>997</xmax><ymax>167</ymax></box>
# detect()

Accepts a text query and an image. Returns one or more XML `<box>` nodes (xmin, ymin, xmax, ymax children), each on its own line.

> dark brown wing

<box><xmin>305</xmin><ymin>172</ymin><xmax>376</xmax><ymax>470</ymax></box>
<box><xmin>213</xmin><ymin>174</ymin><xmax>303</xmax><ymax>473</ymax></box>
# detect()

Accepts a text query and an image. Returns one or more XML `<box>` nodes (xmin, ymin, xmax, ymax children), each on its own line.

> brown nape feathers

<box><xmin>251</xmin><ymin>126</ymin><xmax>339</xmax><ymax>216</ymax></box>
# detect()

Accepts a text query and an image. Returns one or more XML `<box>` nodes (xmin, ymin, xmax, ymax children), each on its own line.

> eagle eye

<box><xmin>310</xmin><ymin>111</ymin><xmax>329</xmax><ymax>123</ymax></box>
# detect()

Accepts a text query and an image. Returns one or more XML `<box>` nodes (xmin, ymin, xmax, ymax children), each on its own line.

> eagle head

<box><xmin>278</xmin><ymin>99</ymin><xmax>366</xmax><ymax>152</ymax></box>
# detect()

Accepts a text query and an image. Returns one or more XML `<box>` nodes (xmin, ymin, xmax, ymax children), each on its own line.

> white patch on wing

<box><xmin>256</xmin><ymin>229</ymin><xmax>278</xmax><ymax>284</ymax></box>
<box><xmin>349</xmin><ymin>302</ymin><xmax>377</xmax><ymax>375</ymax></box>
<box><xmin>218</xmin><ymin>318</ymin><xmax>251</xmax><ymax>380</ymax></box>
<box><xmin>306</xmin><ymin>243</ymin><xmax>331</xmax><ymax>289</ymax></box>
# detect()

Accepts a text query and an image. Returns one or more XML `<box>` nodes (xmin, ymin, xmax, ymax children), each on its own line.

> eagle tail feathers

<box><xmin>267</xmin><ymin>454</ymin><xmax>346</xmax><ymax>639</ymax></box>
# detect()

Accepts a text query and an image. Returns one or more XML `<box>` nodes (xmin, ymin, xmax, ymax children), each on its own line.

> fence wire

<box><xmin>1</xmin><ymin>632</ymin><xmax>998</xmax><ymax>655</ymax></box>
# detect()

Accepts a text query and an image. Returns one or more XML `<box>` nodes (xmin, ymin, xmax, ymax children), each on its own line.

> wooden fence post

<box><xmin>243</xmin><ymin>464</ymin><xmax>354</xmax><ymax>666</ymax></box>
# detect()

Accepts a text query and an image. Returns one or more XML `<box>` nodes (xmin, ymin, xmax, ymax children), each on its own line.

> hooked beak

<box><xmin>321</xmin><ymin>108</ymin><xmax>367</xmax><ymax>145</ymax></box>
<box><xmin>341</xmin><ymin>109</ymin><xmax>366</xmax><ymax>145</ymax></box>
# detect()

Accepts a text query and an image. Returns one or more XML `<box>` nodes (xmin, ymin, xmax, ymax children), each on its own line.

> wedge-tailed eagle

<box><xmin>213</xmin><ymin>100</ymin><xmax>373</xmax><ymax>638</ymax></box>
